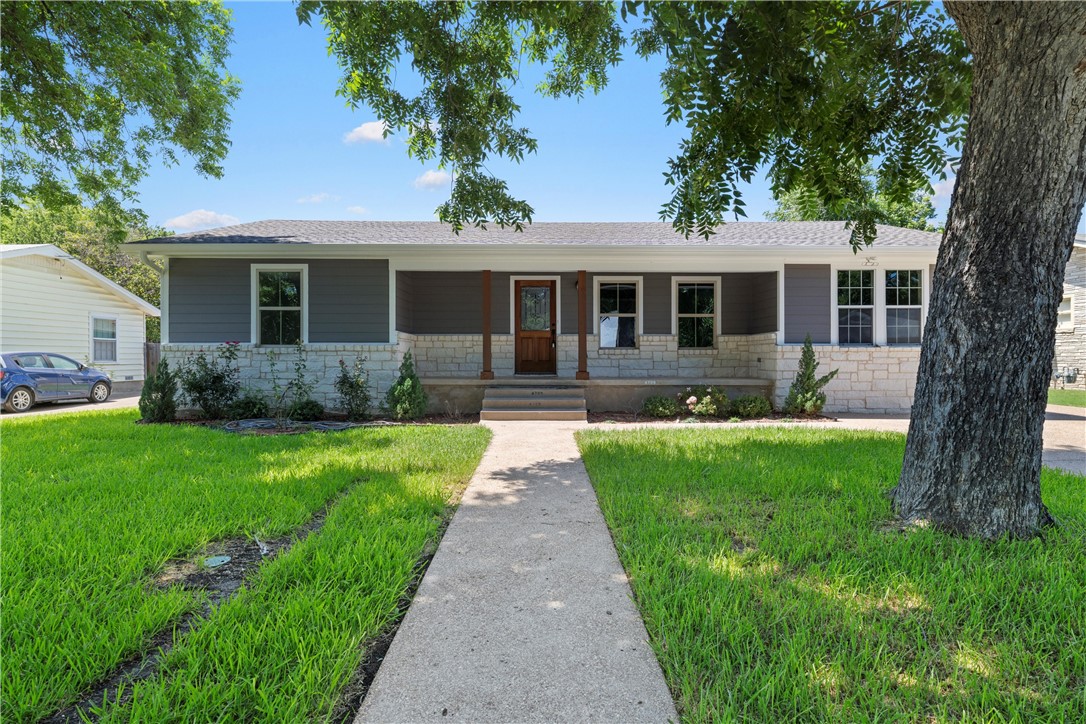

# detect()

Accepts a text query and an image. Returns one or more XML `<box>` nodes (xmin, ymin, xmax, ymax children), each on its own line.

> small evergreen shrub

<box><xmin>138</xmin><ymin>359</ymin><xmax>178</xmax><ymax>423</ymax></box>
<box><xmin>733</xmin><ymin>394</ymin><xmax>772</xmax><ymax>419</ymax></box>
<box><xmin>334</xmin><ymin>356</ymin><xmax>373</xmax><ymax>421</ymax></box>
<box><xmin>641</xmin><ymin>395</ymin><xmax>683</xmax><ymax>418</ymax></box>
<box><xmin>227</xmin><ymin>389</ymin><xmax>269</xmax><ymax>420</ymax></box>
<box><xmin>385</xmin><ymin>351</ymin><xmax>428</xmax><ymax>420</ymax></box>
<box><xmin>178</xmin><ymin>343</ymin><xmax>241</xmax><ymax>419</ymax></box>
<box><xmin>679</xmin><ymin>386</ymin><xmax>730</xmax><ymax>417</ymax></box>
<box><xmin>783</xmin><ymin>334</ymin><xmax>839</xmax><ymax>415</ymax></box>
<box><xmin>287</xmin><ymin>398</ymin><xmax>325</xmax><ymax>421</ymax></box>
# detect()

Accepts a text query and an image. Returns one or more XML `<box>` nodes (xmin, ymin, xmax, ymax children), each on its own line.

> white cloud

<box><xmin>931</xmin><ymin>164</ymin><xmax>957</xmax><ymax>203</ymax></box>
<box><xmin>296</xmin><ymin>192</ymin><xmax>341</xmax><ymax>204</ymax></box>
<box><xmin>346</xmin><ymin>205</ymin><xmax>369</xmax><ymax>216</ymax></box>
<box><xmin>164</xmin><ymin>209</ymin><xmax>240</xmax><ymax>231</ymax></box>
<box><xmin>343</xmin><ymin>120</ymin><xmax>389</xmax><ymax>144</ymax></box>
<box><xmin>413</xmin><ymin>169</ymin><xmax>451</xmax><ymax>190</ymax></box>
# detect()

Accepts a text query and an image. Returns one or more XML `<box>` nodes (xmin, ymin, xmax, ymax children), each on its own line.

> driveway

<box><xmin>2</xmin><ymin>392</ymin><xmax>140</xmax><ymax>418</ymax></box>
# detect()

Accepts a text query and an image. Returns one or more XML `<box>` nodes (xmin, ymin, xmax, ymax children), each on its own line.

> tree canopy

<box><xmin>1</xmin><ymin>1</ymin><xmax>240</xmax><ymax>239</ymax></box>
<box><xmin>1</xmin><ymin>204</ymin><xmax>168</xmax><ymax>341</ymax></box>
<box><xmin>766</xmin><ymin>169</ymin><xmax>939</xmax><ymax>231</ymax></box>
<box><xmin>298</xmin><ymin>0</ymin><xmax>970</xmax><ymax>244</ymax></box>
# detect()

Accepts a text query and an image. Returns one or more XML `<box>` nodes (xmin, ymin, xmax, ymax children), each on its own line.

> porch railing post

<box><xmin>481</xmin><ymin>269</ymin><xmax>495</xmax><ymax>379</ymax></box>
<box><xmin>577</xmin><ymin>269</ymin><xmax>589</xmax><ymax>380</ymax></box>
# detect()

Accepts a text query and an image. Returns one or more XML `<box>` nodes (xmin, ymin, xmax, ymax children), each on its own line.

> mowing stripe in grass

<box><xmin>578</xmin><ymin>426</ymin><xmax>1086</xmax><ymax>722</ymax></box>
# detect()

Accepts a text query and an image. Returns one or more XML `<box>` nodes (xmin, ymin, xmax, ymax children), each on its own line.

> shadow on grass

<box><xmin>578</xmin><ymin>427</ymin><xmax>1086</xmax><ymax>722</ymax></box>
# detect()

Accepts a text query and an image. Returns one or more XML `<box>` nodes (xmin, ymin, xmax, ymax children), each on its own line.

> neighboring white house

<box><xmin>1052</xmin><ymin>234</ymin><xmax>1086</xmax><ymax>389</ymax></box>
<box><xmin>0</xmin><ymin>244</ymin><xmax>160</xmax><ymax>391</ymax></box>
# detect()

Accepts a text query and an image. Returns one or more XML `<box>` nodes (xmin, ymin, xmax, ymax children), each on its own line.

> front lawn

<box><xmin>1</xmin><ymin>410</ymin><xmax>490</xmax><ymax>721</ymax></box>
<box><xmin>1048</xmin><ymin>387</ymin><xmax>1086</xmax><ymax>407</ymax></box>
<box><xmin>578</xmin><ymin>427</ymin><xmax>1085</xmax><ymax>722</ymax></box>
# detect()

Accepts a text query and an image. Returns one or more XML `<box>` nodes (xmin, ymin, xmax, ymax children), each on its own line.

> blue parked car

<box><xmin>1</xmin><ymin>352</ymin><xmax>112</xmax><ymax>413</ymax></box>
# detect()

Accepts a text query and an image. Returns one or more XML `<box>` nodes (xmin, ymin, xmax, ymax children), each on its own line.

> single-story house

<box><xmin>126</xmin><ymin>220</ymin><xmax>960</xmax><ymax>415</ymax></box>
<box><xmin>1053</xmin><ymin>235</ymin><xmax>1086</xmax><ymax>389</ymax></box>
<box><xmin>0</xmin><ymin>244</ymin><xmax>160</xmax><ymax>393</ymax></box>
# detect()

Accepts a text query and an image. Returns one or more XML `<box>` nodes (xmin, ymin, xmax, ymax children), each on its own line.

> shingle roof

<box><xmin>130</xmin><ymin>220</ymin><xmax>942</xmax><ymax>248</ymax></box>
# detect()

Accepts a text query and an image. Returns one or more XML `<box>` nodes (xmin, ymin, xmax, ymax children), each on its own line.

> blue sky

<box><xmin>138</xmin><ymin>2</ymin><xmax>1069</xmax><ymax>234</ymax></box>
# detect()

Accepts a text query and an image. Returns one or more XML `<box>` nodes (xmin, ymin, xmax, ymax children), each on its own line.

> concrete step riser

<box><xmin>483</xmin><ymin>398</ymin><xmax>586</xmax><ymax>410</ymax></box>
<box><xmin>480</xmin><ymin>410</ymin><xmax>588</xmax><ymax>421</ymax></box>
<box><xmin>484</xmin><ymin>387</ymin><xmax>584</xmax><ymax>399</ymax></box>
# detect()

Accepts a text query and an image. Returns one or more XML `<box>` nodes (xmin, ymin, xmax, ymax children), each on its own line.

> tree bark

<box><xmin>894</xmin><ymin>2</ymin><xmax>1086</xmax><ymax>539</ymax></box>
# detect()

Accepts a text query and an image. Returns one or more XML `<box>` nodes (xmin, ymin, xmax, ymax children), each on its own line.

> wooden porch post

<box><xmin>481</xmin><ymin>269</ymin><xmax>494</xmax><ymax>379</ymax></box>
<box><xmin>577</xmin><ymin>269</ymin><xmax>590</xmax><ymax>380</ymax></box>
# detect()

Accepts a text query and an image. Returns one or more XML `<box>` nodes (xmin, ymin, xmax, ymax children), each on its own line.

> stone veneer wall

<box><xmin>759</xmin><ymin>344</ymin><xmax>921</xmax><ymax>414</ymax></box>
<box><xmin>164</xmin><ymin>334</ymin><xmax>923</xmax><ymax>414</ymax></box>
<box><xmin>1053</xmin><ymin>247</ymin><xmax>1086</xmax><ymax>389</ymax></box>
<box><xmin>162</xmin><ymin>342</ymin><xmax>407</xmax><ymax>411</ymax></box>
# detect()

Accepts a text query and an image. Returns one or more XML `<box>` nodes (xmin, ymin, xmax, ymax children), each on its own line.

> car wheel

<box><xmin>89</xmin><ymin>381</ymin><xmax>111</xmax><ymax>403</ymax></box>
<box><xmin>4</xmin><ymin>387</ymin><xmax>34</xmax><ymax>413</ymax></box>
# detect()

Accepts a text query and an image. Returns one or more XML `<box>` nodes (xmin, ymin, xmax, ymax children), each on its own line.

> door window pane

<box><xmin>520</xmin><ymin>286</ymin><xmax>550</xmax><ymax>331</ymax></box>
<box><xmin>48</xmin><ymin>355</ymin><xmax>80</xmax><ymax>371</ymax></box>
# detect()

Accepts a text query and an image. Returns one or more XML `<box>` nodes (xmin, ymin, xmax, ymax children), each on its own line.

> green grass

<box><xmin>1</xmin><ymin>410</ymin><xmax>490</xmax><ymax>722</ymax></box>
<box><xmin>1048</xmin><ymin>387</ymin><xmax>1086</xmax><ymax>407</ymax></box>
<box><xmin>578</xmin><ymin>427</ymin><xmax>1086</xmax><ymax>722</ymax></box>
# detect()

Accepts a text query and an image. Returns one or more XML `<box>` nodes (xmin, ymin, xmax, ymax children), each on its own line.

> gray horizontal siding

<box><xmin>169</xmin><ymin>258</ymin><xmax>389</xmax><ymax>343</ymax></box>
<box><xmin>407</xmin><ymin>272</ymin><xmax>484</xmax><ymax>334</ymax></box>
<box><xmin>396</xmin><ymin>270</ymin><xmax>414</xmax><ymax>334</ymax></box>
<box><xmin>784</xmin><ymin>264</ymin><xmax>831</xmax><ymax>343</ymax></box>
<box><xmin>750</xmin><ymin>272</ymin><xmax>779</xmax><ymax>334</ymax></box>
<box><xmin>720</xmin><ymin>272</ymin><xmax>778</xmax><ymax>335</ymax></box>
<box><xmin>169</xmin><ymin>259</ymin><xmax>252</xmax><ymax>343</ymax></box>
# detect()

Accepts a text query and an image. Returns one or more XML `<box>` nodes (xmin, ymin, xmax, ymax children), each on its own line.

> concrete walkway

<box><xmin>357</xmin><ymin>421</ymin><xmax>677</xmax><ymax>723</ymax></box>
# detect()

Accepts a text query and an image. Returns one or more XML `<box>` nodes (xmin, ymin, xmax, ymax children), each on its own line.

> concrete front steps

<box><xmin>480</xmin><ymin>385</ymin><xmax>587</xmax><ymax>421</ymax></box>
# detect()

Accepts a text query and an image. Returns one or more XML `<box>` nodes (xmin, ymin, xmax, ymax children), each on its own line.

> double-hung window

<box><xmin>885</xmin><ymin>270</ymin><xmax>923</xmax><ymax>344</ymax></box>
<box><xmin>1057</xmin><ymin>295</ymin><xmax>1073</xmax><ymax>330</ymax></box>
<box><xmin>254</xmin><ymin>266</ymin><xmax>307</xmax><ymax>345</ymax></box>
<box><xmin>597</xmin><ymin>279</ymin><xmax>639</xmax><ymax>348</ymax></box>
<box><xmin>676</xmin><ymin>279</ymin><xmax>718</xmax><ymax>348</ymax></box>
<box><xmin>91</xmin><ymin>317</ymin><xmax>118</xmax><ymax>362</ymax></box>
<box><xmin>837</xmin><ymin>270</ymin><xmax>873</xmax><ymax>344</ymax></box>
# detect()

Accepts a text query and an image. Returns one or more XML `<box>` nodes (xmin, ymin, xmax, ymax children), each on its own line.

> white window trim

<box><xmin>509</xmin><ymin>275</ymin><xmax>562</xmax><ymax>335</ymax></box>
<box><xmin>89</xmin><ymin>314</ymin><xmax>119</xmax><ymax>363</ymax></box>
<box><xmin>832</xmin><ymin>268</ymin><xmax>876</xmax><ymax>346</ymax></box>
<box><xmin>884</xmin><ymin>269</ymin><xmax>924</xmax><ymax>345</ymax></box>
<box><xmin>671</xmin><ymin>276</ymin><xmax>721</xmax><ymax>346</ymax></box>
<box><xmin>251</xmin><ymin>264</ymin><xmax>309</xmax><ymax>345</ymax></box>
<box><xmin>593</xmin><ymin>275</ymin><xmax>644</xmax><ymax>348</ymax></box>
<box><xmin>1057</xmin><ymin>294</ymin><xmax>1074</xmax><ymax>331</ymax></box>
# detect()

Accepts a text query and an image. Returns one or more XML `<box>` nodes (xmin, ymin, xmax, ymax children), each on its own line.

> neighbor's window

<box><xmin>837</xmin><ymin>270</ymin><xmax>873</xmax><ymax>344</ymax></box>
<box><xmin>598</xmin><ymin>281</ymin><xmax>638</xmax><ymax>348</ymax></box>
<box><xmin>257</xmin><ymin>270</ymin><xmax>303</xmax><ymax>345</ymax></box>
<box><xmin>92</xmin><ymin>317</ymin><xmax>117</xmax><ymax>362</ymax></box>
<box><xmin>1057</xmin><ymin>295</ymin><xmax>1073</xmax><ymax>330</ymax></box>
<box><xmin>677</xmin><ymin>281</ymin><xmax>717</xmax><ymax>348</ymax></box>
<box><xmin>885</xmin><ymin>270</ymin><xmax>923</xmax><ymax>344</ymax></box>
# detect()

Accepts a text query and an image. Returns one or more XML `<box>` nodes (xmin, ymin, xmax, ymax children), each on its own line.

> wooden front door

<box><xmin>515</xmin><ymin>280</ymin><xmax>557</xmax><ymax>374</ymax></box>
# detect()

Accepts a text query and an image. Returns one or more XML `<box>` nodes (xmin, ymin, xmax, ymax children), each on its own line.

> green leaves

<box><xmin>301</xmin><ymin>1</ymin><xmax>969</xmax><ymax>242</ymax></box>
<box><xmin>1</xmin><ymin>1</ymin><xmax>241</xmax><ymax>233</ymax></box>
<box><xmin>300</xmin><ymin>1</ymin><xmax>625</xmax><ymax>232</ymax></box>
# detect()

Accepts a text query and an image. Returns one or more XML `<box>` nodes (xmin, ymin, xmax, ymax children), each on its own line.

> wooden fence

<box><xmin>144</xmin><ymin>342</ymin><xmax>161</xmax><ymax>377</ymax></box>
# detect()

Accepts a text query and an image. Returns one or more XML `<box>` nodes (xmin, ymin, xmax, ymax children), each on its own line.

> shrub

<box><xmin>385</xmin><ymin>351</ymin><xmax>427</xmax><ymax>420</ymax></box>
<box><xmin>334</xmin><ymin>356</ymin><xmax>373</xmax><ymax>421</ymax></box>
<box><xmin>733</xmin><ymin>394</ymin><xmax>772</xmax><ymax>419</ymax></box>
<box><xmin>679</xmin><ymin>385</ymin><xmax>730</xmax><ymax>417</ymax></box>
<box><xmin>227</xmin><ymin>389</ymin><xmax>269</xmax><ymax>420</ymax></box>
<box><xmin>267</xmin><ymin>344</ymin><xmax>321</xmax><ymax>423</ymax></box>
<box><xmin>287</xmin><ymin>398</ymin><xmax>325</xmax><ymax>421</ymax></box>
<box><xmin>642</xmin><ymin>395</ymin><xmax>683</xmax><ymax>418</ymax></box>
<box><xmin>783</xmin><ymin>334</ymin><xmax>839</xmax><ymax>415</ymax></box>
<box><xmin>138</xmin><ymin>359</ymin><xmax>178</xmax><ymax>423</ymax></box>
<box><xmin>178</xmin><ymin>343</ymin><xmax>241</xmax><ymax>419</ymax></box>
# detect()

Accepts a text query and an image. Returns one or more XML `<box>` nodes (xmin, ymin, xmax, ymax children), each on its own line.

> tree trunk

<box><xmin>894</xmin><ymin>2</ymin><xmax>1086</xmax><ymax>539</ymax></box>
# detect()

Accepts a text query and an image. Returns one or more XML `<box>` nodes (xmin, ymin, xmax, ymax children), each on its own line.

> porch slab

<box><xmin>355</xmin><ymin>421</ymin><xmax>677</xmax><ymax>723</ymax></box>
